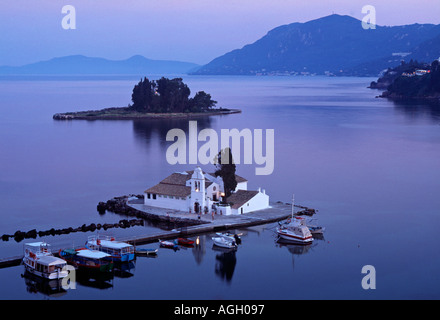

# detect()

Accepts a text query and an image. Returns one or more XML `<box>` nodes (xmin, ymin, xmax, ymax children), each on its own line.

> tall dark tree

<box><xmin>214</xmin><ymin>148</ymin><xmax>237</xmax><ymax>200</ymax></box>
<box><xmin>156</xmin><ymin>77</ymin><xmax>191</xmax><ymax>113</ymax></box>
<box><xmin>131</xmin><ymin>77</ymin><xmax>156</xmax><ymax>112</ymax></box>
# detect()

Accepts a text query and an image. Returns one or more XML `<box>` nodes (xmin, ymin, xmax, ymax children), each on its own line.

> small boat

<box><xmin>216</xmin><ymin>232</ymin><xmax>242</xmax><ymax>244</ymax></box>
<box><xmin>23</xmin><ymin>242</ymin><xmax>69</xmax><ymax>280</ymax></box>
<box><xmin>276</xmin><ymin>217</ymin><xmax>313</xmax><ymax>244</ymax></box>
<box><xmin>159</xmin><ymin>240</ymin><xmax>179</xmax><ymax>250</ymax></box>
<box><xmin>59</xmin><ymin>248</ymin><xmax>114</xmax><ymax>273</ymax></box>
<box><xmin>135</xmin><ymin>248</ymin><xmax>158</xmax><ymax>256</ymax></box>
<box><xmin>175</xmin><ymin>238</ymin><xmax>194</xmax><ymax>246</ymax></box>
<box><xmin>307</xmin><ymin>225</ymin><xmax>325</xmax><ymax>234</ymax></box>
<box><xmin>212</xmin><ymin>237</ymin><xmax>237</xmax><ymax>249</ymax></box>
<box><xmin>85</xmin><ymin>235</ymin><xmax>135</xmax><ymax>262</ymax></box>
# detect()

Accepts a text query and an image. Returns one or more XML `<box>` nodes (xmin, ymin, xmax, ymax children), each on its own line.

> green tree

<box><xmin>156</xmin><ymin>77</ymin><xmax>191</xmax><ymax>113</ymax></box>
<box><xmin>214</xmin><ymin>148</ymin><xmax>237</xmax><ymax>200</ymax></box>
<box><xmin>131</xmin><ymin>77</ymin><xmax>156</xmax><ymax>112</ymax></box>
<box><xmin>188</xmin><ymin>91</ymin><xmax>217</xmax><ymax>112</ymax></box>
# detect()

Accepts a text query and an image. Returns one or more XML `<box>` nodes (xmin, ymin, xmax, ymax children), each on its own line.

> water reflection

<box><xmin>132</xmin><ymin>117</ymin><xmax>215</xmax><ymax>150</ymax></box>
<box><xmin>76</xmin><ymin>271</ymin><xmax>114</xmax><ymax>290</ymax></box>
<box><xmin>192</xmin><ymin>235</ymin><xmax>206</xmax><ymax>265</ymax></box>
<box><xmin>393</xmin><ymin>100</ymin><xmax>440</xmax><ymax>123</ymax></box>
<box><xmin>213</xmin><ymin>246</ymin><xmax>237</xmax><ymax>283</ymax></box>
<box><xmin>114</xmin><ymin>261</ymin><xmax>136</xmax><ymax>278</ymax></box>
<box><xmin>276</xmin><ymin>238</ymin><xmax>315</xmax><ymax>270</ymax></box>
<box><xmin>22</xmin><ymin>271</ymin><xmax>67</xmax><ymax>298</ymax></box>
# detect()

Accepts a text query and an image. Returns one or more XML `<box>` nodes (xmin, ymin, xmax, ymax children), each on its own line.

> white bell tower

<box><xmin>190</xmin><ymin>167</ymin><xmax>206</xmax><ymax>213</ymax></box>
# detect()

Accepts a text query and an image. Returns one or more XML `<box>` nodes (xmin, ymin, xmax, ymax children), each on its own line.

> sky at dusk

<box><xmin>1</xmin><ymin>0</ymin><xmax>439</xmax><ymax>66</ymax></box>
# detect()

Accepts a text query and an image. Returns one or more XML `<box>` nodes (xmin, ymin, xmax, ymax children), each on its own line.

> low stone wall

<box><xmin>97</xmin><ymin>195</ymin><xmax>208</xmax><ymax>227</ymax></box>
<box><xmin>1</xmin><ymin>218</ymin><xmax>145</xmax><ymax>243</ymax></box>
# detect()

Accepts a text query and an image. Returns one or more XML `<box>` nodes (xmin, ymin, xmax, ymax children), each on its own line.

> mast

<box><xmin>291</xmin><ymin>193</ymin><xmax>295</xmax><ymax>218</ymax></box>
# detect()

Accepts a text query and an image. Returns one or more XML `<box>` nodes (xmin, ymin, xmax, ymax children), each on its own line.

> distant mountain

<box><xmin>191</xmin><ymin>14</ymin><xmax>440</xmax><ymax>76</ymax></box>
<box><xmin>0</xmin><ymin>55</ymin><xmax>200</xmax><ymax>75</ymax></box>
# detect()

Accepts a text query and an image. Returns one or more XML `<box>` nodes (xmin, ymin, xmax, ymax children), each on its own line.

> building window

<box><xmin>153</xmin><ymin>194</ymin><xmax>157</xmax><ymax>200</ymax></box>
<box><xmin>147</xmin><ymin>193</ymin><xmax>151</xmax><ymax>199</ymax></box>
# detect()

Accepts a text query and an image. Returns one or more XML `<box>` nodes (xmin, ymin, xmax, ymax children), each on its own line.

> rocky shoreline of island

<box><xmin>53</xmin><ymin>107</ymin><xmax>241</xmax><ymax>120</ymax></box>
<box><xmin>53</xmin><ymin>76</ymin><xmax>242</xmax><ymax>120</ymax></box>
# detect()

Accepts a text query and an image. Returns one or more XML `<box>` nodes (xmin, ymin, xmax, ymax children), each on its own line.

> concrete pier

<box><xmin>0</xmin><ymin>201</ymin><xmax>309</xmax><ymax>268</ymax></box>
<box><xmin>121</xmin><ymin>200</ymin><xmax>297</xmax><ymax>245</ymax></box>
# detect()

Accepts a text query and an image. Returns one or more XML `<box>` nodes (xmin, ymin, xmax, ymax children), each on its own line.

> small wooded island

<box><xmin>53</xmin><ymin>77</ymin><xmax>241</xmax><ymax>120</ymax></box>
<box><xmin>370</xmin><ymin>59</ymin><xmax>440</xmax><ymax>101</ymax></box>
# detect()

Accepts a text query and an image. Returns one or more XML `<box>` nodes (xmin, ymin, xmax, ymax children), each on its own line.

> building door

<box><xmin>194</xmin><ymin>202</ymin><xmax>200</xmax><ymax>214</ymax></box>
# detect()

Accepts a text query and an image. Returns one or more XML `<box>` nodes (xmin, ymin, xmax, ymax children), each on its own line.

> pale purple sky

<box><xmin>1</xmin><ymin>0</ymin><xmax>439</xmax><ymax>66</ymax></box>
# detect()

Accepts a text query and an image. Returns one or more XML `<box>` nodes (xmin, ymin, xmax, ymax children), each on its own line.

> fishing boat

<box><xmin>59</xmin><ymin>248</ymin><xmax>114</xmax><ymax>273</ymax></box>
<box><xmin>212</xmin><ymin>237</ymin><xmax>237</xmax><ymax>249</ymax></box>
<box><xmin>85</xmin><ymin>235</ymin><xmax>135</xmax><ymax>262</ymax></box>
<box><xmin>159</xmin><ymin>240</ymin><xmax>179</xmax><ymax>250</ymax></box>
<box><xmin>302</xmin><ymin>218</ymin><xmax>325</xmax><ymax>234</ymax></box>
<box><xmin>23</xmin><ymin>242</ymin><xmax>69</xmax><ymax>280</ymax></box>
<box><xmin>175</xmin><ymin>237</ymin><xmax>194</xmax><ymax>246</ymax></box>
<box><xmin>135</xmin><ymin>248</ymin><xmax>158</xmax><ymax>256</ymax></box>
<box><xmin>281</xmin><ymin>216</ymin><xmax>325</xmax><ymax>235</ymax></box>
<box><xmin>216</xmin><ymin>232</ymin><xmax>242</xmax><ymax>244</ymax></box>
<box><xmin>276</xmin><ymin>217</ymin><xmax>313</xmax><ymax>244</ymax></box>
<box><xmin>276</xmin><ymin>194</ymin><xmax>313</xmax><ymax>244</ymax></box>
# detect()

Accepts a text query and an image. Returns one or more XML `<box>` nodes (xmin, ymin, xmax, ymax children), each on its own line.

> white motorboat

<box><xmin>216</xmin><ymin>232</ymin><xmax>241</xmax><ymax>244</ymax></box>
<box><xmin>281</xmin><ymin>217</ymin><xmax>325</xmax><ymax>234</ymax></box>
<box><xmin>23</xmin><ymin>242</ymin><xmax>69</xmax><ymax>280</ymax></box>
<box><xmin>276</xmin><ymin>216</ymin><xmax>313</xmax><ymax>244</ymax></box>
<box><xmin>212</xmin><ymin>237</ymin><xmax>237</xmax><ymax>249</ymax></box>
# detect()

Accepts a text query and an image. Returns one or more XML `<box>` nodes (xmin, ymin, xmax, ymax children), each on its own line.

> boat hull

<box><xmin>276</xmin><ymin>229</ymin><xmax>313</xmax><ymax>244</ymax></box>
<box><xmin>212</xmin><ymin>237</ymin><xmax>237</xmax><ymax>249</ymax></box>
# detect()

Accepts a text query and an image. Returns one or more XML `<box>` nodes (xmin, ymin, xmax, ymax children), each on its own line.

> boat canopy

<box><xmin>89</xmin><ymin>239</ymin><xmax>132</xmax><ymax>250</ymax></box>
<box><xmin>36</xmin><ymin>256</ymin><xmax>67</xmax><ymax>266</ymax></box>
<box><xmin>25</xmin><ymin>242</ymin><xmax>49</xmax><ymax>247</ymax></box>
<box><xmin>76</xmin><ymin>249</ymin><xmax>111</xmax><ymax>260</ymax></box>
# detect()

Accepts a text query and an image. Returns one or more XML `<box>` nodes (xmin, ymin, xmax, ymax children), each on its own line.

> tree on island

<box><xmin>214</xmin><ymin>148</ymin><xmax>237</xmax><ymax>201</ymax></box>
<box><xmin>130</xmin><ymin>77</ymin><xmax>217</xmax><ymax>113</ymax></box>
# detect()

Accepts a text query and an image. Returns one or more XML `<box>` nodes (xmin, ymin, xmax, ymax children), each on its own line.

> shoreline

<box><xmin>53</xmin><ymin>107</ymin><xmax>241</xmax><ymax>120</ymax></box>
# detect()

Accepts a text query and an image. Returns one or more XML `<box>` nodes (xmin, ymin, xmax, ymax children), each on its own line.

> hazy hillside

<box><xmin>191</xmin><ymin>14</ymin><xmax>440</xmax><ymax>76</ymax></box>
<box><xmin>0</xmin><ymin>55</ymin><xmax>200</xmax><ymax>75</ymax></box>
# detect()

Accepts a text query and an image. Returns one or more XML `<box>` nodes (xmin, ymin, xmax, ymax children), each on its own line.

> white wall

<box><xmin>144</xmin><ymin>193</ymin><xmax>189</xmax><ymax>212</ymax></box>
<box><xmin>235</xmin><ymin>181</ymin><xmax>248</xmax><ymax>191</ymax></box>
<box><xmin>232</xmin><ymin>191</ymin><xmax>269</xmax><ymax>215</ymax></box>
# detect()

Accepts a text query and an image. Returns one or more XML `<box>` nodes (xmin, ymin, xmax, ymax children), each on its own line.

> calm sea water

<box><xmin>0</xmin><ymin>75</ymin><xmax>439</xmax><ymax>299</ymax></box>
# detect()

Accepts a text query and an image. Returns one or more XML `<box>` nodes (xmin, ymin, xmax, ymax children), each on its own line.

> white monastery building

<box><xmin>144</xmin><ymin>167</ymin><xmax>269</xmax><ymax>215</ymax></box>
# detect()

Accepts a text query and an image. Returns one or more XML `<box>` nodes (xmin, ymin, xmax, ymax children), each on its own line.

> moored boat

<box><xmin>135</xmin><ymin>248</ymin><xmax>158</xmax><ymax>256</ymax></box>
<box><xmin>23</xmin><ymin>242</ymin><xmax>69</xmax><ymax>280</ymax></box>
<box><xmin>159</xmin><ymin>240</ymin><xmax>179</xmax><ymax>250</ymax></box>
<box><xmin>216</xmin><ymin>232</ymin><xmax>242</xmax><ymax>244</ymax></box>
<box><xmin>175</xmin><ymin>238</ymin><xmax>194</xmax><ymax>246</ymax></box>
<box><xmin>212</xmin><ymin>237</ymin><xmax>237</xmax><ymax>249</ymax></box>
<box><xmin>85</xmin><ymin>235</ymin><xmax>135</xmax><ymax>262</ymax></box>
<box><xmin>276</xmin><ymin>217</ymin><xmax>313</xmax><ymax>244</ymax></box>
<box><xmin>59</xmin><ymin>248</ymin><xmax>114</xmax><ymax>273</ymax></box>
